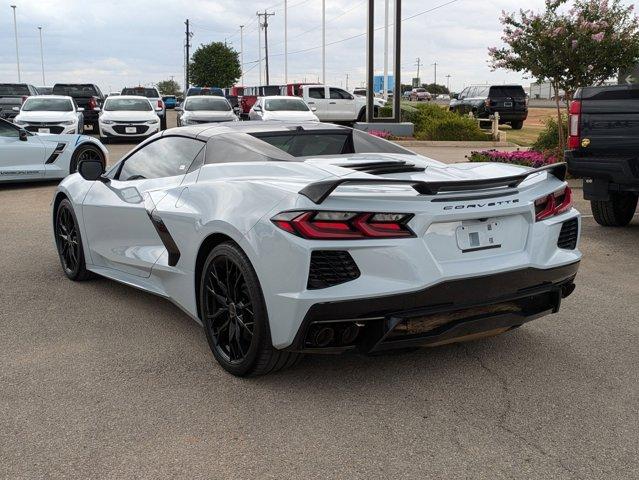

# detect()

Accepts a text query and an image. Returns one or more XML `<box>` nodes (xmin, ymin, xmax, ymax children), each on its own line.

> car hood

<box><xmin>183</xmin><ymin>110</ymin><xmax>236</xmax><ymax>121</ymax></box>
<box><xmin>100</xmin><ymin>110</ymin><xmax>157</xmax><ymax>121</ymax></box>
<box><xmin>262</xmin><ymin>111</ymin><xmax>319</xmax><ymax>122</ymax></box>
<box><xmin>15</xmin><ymin>111</ymin><xmax>77</xmax><ymax>123</ymax></box>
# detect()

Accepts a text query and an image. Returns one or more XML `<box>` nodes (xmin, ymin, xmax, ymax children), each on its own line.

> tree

<box><xmin>189</xmin><ymin>42</ymin><xmax>241</xmax><ymax>88</ymax></box>
<box><xmin>489</xmin><ymin>0</ymin><xmax>639</xmax><ymax>149</ymax></box>
<box><xmin>421</xmin><ymin>83</ymin><xmax>450</xmax><ymax>95</ymax></box>
<box><xmin>156</xmin><ymin>79</ymin><xmax>181</xmax><ymax>96</ymax></box>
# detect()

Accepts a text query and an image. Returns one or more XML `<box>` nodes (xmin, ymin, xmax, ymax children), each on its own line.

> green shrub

<box><xmin>531</xmin><ymin>115</ymin><xmax>567</xmax><ymax>158</ymax></box>
<box><xmin>379</xmin><ymin>104</ymin><xmax>488</xmax><ymax>141</ymax></box>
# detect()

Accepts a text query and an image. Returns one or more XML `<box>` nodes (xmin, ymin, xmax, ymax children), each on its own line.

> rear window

<box><xmin>37</xmin><ymin>87</ymin><xmax>53</xmax><ymax>95</ymax></box>
<box><xmin>121</xmin><ymin>88</ymin><xmax>159</xmax><ymax>98</ymax></box>
<box><xmin>265</xmin><ymin>98</ymin><xmax>309</xmax><ymax>112</ymax></box>
<box><xmin>53</xmin><ymin>84</ymin><xmax>98</xmax><ymax>97</ymax></box>
<box><xmin>489</xmin><ymin>86</ymin><xmax>525</xmax><ymax>98</ymax></box>
<box><xmin>0</xmin><ymin>84</ymin><xmax>30</xmax><ymax>96</ymax></box>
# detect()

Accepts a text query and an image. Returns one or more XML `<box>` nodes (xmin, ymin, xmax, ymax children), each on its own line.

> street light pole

<box><xmin>38</xmin><ymin>26</ymin><xmax>45</xmax><ymax>85</ymax></box>
<box><xmin>11</xmin><ymin>5</ymin><xmax>21</xmax><ymax>82</ymax></box>
<box><xmin>284</xmin><ymin>0</ymin><xmax>288</xmax><ymax>84</ymax></box>
<box><xmin>445</xmin><ymin>74</ymin><xmax>451</xmax><ymax>92</ymax></box>
<box><xmin>322</xmin><ymin>0</ymin><xmax>326</xmax><ymax>84</ymax></box>
<box><xmin>240</xmin><ymin>25</ymin><xmax>244</xmax><ymax>86</ymax></box>
<box><xmin>383</xmin><ymin>0</ymin><xmax>389</xmax><ymax>100</ymax></box>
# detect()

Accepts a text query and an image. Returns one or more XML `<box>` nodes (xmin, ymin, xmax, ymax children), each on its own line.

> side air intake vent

<box><xmin>557</xmin><ymin>218</ymin><xmax>578</xmax><ymax>250</ymax></box>
<box><xmin>308</xmin><ymin>250</ymin><xmax>360</xmax><ymax>290</ymax></box>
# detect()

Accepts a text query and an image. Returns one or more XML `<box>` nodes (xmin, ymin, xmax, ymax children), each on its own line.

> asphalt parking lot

<box><xmin>1</xmin><ymin>112</ymin><xmax>638</xmax><ymax>479</ymax></box>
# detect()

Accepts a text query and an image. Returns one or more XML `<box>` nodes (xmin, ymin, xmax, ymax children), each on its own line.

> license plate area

<box><xmin>456</xmin><ymin>218</ymin><xmax>502</xmax><ymax>253</ymax></box>
<box><xmin>125</xmin><ymin>126</ymin><xmax>137</xmax><ymax>134</ymax></box>
<box><xmin>504</xmin><ymin>101</ymin><xmax>513</xmax><ymax>107</ymax></box>
<box><xmin>38</xmin><ymin>128</ymin><xmax>50</xmax><ymax>133</ymax></box>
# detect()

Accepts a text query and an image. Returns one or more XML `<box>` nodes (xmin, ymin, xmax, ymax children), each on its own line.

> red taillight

<box><xmin>88</xmin><ymin>97</ymin><xmax>97</xmax><ymax>110</ymax></box>
<box><xmin>568</xmin><ymin>100</ymin><xmax>581</xmax><ymax>149</ymax></box>
<box><xmin>535</xmin><ymin>186</ymin><xmax>573</xmax><ymax>221</ymax></box>
<box><xmin>21</xmin><ymin>96</ymin><xmax>28</xmax><ymax>104</ymax></box>
<box><xmin>271</xmin><ymin>211</ymin><xmax>414</xmax><ymax>239</ymax></box>
<box><xmin>157</xmin><ymin>99</ymin><xmax>163</xmax><ymax>109</ymax></box>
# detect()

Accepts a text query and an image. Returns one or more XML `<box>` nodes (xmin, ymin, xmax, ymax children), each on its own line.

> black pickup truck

<box><xmin>565</xmin><ymin>84</ymin><xmax>639</xmax><ymax>226</ymax></box>
<box><xmin>52</xmin><ymin>83</ymin><xmax>105</xmax><ymax>132</ymax></box>
<box><xmin>0</xmin><ymin>83</ymin><xmax>39</xmax><ymax>121</ymax></box>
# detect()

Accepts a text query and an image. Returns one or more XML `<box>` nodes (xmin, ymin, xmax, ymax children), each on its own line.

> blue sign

<box><xmin>373</xmin><ymin>75</ymin><xmax>395</xmax><ymax>93</ymax></box>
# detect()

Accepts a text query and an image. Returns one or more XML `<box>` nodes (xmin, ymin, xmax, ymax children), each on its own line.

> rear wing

<box><xmin>299</xmin><ymin>162</ymin><xmax>567</xmax><ymax>204</ymax></box>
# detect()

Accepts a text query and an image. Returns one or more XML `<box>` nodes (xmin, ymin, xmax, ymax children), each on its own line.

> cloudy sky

<box><xmin>0</xmin><ymin>0</ymin><xmax>618</xmax><ymax>92</ymax></box>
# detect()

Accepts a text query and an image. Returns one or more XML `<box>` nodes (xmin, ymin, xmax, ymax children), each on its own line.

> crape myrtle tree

<box><xmin>489</xmin><ymin>0</ymin><xmax>639</xmax><ymax>149</ymax></box>
<box><xmin>156</xmin><ymin>79</ymin><xmax>181</xmax><ymax>96</ymax></box>
<box><xmin>189</xmin><ymin>42</ymin><xmax>241</xmax><ymax>88</ymax></box>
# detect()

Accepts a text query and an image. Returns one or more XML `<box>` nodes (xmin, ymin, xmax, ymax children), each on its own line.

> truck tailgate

<box><xmin>581</xmin><ymin>90</ymin><xmax>639</xmax><ymax>152</ymax></box>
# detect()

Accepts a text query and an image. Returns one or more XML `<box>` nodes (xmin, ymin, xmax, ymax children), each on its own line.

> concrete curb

<box><xmin>395</xmin><ymin>140</ymin><xmax>518</xmax><ymax>148</ymax></box>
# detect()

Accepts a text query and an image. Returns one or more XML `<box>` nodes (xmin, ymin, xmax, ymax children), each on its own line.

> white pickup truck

<box><xmin>297</xmin><ymin>85</ymin><xmax>386</xmax><ymax>123</ymax></box>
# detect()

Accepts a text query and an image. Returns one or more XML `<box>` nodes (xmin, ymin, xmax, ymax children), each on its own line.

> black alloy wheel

<box><xmin>70</xmin><ymin>144</ymin><xmax>104</xmax><ymax>174</ymax></box>
<box><xmin>200</xmin><ymin>242</ymin><xmax>300</xmax><ymax>376</ymax></box>
<box><xmin>55</xmin><ymin>199</ymin><xmax>91</xmax><ymax>280</ymax></box>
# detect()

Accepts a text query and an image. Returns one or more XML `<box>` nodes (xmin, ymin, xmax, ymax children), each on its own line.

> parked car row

<box><xmin>449</xmin><ymin>84</ymin><xmax>528</xmax><ymax>130</ymax></box>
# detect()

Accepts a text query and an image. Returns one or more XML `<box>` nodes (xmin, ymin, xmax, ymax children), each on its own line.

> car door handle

<box><xmin>307</xmin><ymin>101</ymin><xmax>315</xmax><ymax>104</ymax></box>
<box><xmin>329</xmin><ymin>102</ymin><xmax>337</xmax><ymax>104</ymax></box>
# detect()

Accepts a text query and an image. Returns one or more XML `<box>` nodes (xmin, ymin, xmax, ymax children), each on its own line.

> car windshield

<box><xmin>0</xmin><ymin>84</ymin><xmax>30</xmax><ymax>96</ymax></box>
<box><xmin>105</xmin><ymin>98</ymin><xmax>152</xmax><ymax>111</ymax></box>
<box><xmin>22</xmin><ymin>98</ymin><xmax>73</xmax><ymax>112</ymax></box>
<box><xmin>53</xmin><ymin>84</ymin><xmax>98</xmax><ymax>97</ymax></box>
<box><xmin>264</xmin><ymin>98</ymin><xmax>309</xmax><ymax>112</ymax></box>
<box><xmin>121</xmin><ymin>88</ymin><xmax>159</xmax><ymax>98</ymax></box>
<box><xmin>185</xmin><ymin>97</ymin><xmax>230</xmax><ymax>111</ymax></box>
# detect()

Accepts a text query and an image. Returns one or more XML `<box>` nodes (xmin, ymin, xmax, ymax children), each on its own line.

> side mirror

<box><xmin>253</xmin><ymin>105</ymin><xmax>262</xmax><ymax>112</ymax></box>
<box><xmin>19</xmin><ymin>129</ymin><xmax>28</xmax><ymax>141</ymax></box>
<box><xmin>12</xmin><ymin>106</ymin><xmax>20</xmax><ymax>112</ymax></box>
<box><xmin>310</xmin><ymin>106</ymin><xmax>317</xmax><ymax>112</ymax></box>
<box><xmin>78</xmin><ymin>159</ymin><xmax>105</xmax><ymax>181</ymax></box>
<box><xmin>77</xmin><ymin>107</ymin><xmax>85</xmax><ymax>112</ymax></box>
<box><xmin>175</xmin><ymin>106</ymin><xmax>182</xmax><ymax>112</ymax></box>
<box><xmin>233</xmin><ymin>106</ymin><xmax>240</xmax><ymax>114</ymax></box>
<box><xmin>452</xmin><ymin>93</ymin><xmax>459</xmax><ymax>99</ymax></box>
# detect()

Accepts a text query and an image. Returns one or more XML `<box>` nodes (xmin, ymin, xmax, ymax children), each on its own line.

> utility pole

<box><xmin>415</xmin><ymin>57</ymin><xmax>421</xmax><ymax>85</ymax></box>
<box><xmin>240</xmin><ymin>25</ymin><xmax>245</xmax><ymax>86</ymax></box>
<box><xmin>11</xmin><ymin>5</ymin><xmax>21</xmax><ymax>82</ymax></box>
<box><xmin>284</xmin><ymin>0</ymin><xmax>288</xmax><ymax>84</ymax></box>
<box><xmin>383</xmin><ymin>0</ymin><xmax>389</xmax><ymax>100</ymax></box>
<box><xmin>346</xmin><ymin>73</ymin><xmax>349</xmax><ymax>91</ymax></box>
<box><xmin>322</xmin><ymin>0</ymin><xmax>326</xmax><ymax>84</ymax></box>
<box><xmin>432</xmin><ymin>62</ymin><xmax>437</xmax><ymax>86</ymax></box>
<box><xmin>445</xmin><ymin>74</ymin><xmax>451</xmax><ymax>92</ymax></box>
<box><xmin>257</xmin><ymin>14</ymin><xmax>262</xmax><ymax>85</ymax></box>
<box><xmin>257</xmin><ymin>11</ymin><xmax>275</xmax><ymax>85</ymax></box>
<box><xmin>185</xmin><ymin>20</ymin><xmax>191</xmax><ymax>90</ymax></box>
<box><xmin>38</xmin><ymin>26</ymin><xmax>45</xmax><ymax>85</ymax></box>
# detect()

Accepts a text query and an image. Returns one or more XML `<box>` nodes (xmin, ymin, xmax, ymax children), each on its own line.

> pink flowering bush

<box><xmin>367</xmin><ymin>130</ymin><xmax>392</xmax><ymax>139</ymax></box>
<box><xmin>468</xmin><ymin>150</ymin><xmax>558</xmax><ymax>168</ymax></box>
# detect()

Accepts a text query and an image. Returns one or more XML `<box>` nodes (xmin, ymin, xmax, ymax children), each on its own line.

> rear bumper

<box><xmin>285</xmin><ymin>262</ymin><xmax>579</xmax><ymax>353</ymax></box>
<box><xmin>483</xmin><ymin>109</ymin><xmax>528</xmax><ymax>122</ymax></box>
<box><xmin>565</xmin><ymin>151</ymin><xmax>639</xmax><ymax>199</ymax></box>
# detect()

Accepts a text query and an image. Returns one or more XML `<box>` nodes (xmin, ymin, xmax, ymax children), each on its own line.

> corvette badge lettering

<box><xmin>443</xmin><ymin>199</ymin><xmax>520</xmax><ymax>210</ymax></box>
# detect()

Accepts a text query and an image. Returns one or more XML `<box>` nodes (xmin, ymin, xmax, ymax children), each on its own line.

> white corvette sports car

<box><xmin>52</xmin><ymin>122</ymin><xmax>581</xmax><ymax>376</ymax></box>
<box><xmin>0</xmin><ymin>118</ymin><xmax>107</xmax><ymax>183</ymax></box>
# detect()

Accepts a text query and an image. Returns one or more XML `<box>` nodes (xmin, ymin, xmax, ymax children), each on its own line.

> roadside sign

<box><xmin>618</xmin><ymin>64</ymin><xmax>639</xmax><ymax>84</ymax></box>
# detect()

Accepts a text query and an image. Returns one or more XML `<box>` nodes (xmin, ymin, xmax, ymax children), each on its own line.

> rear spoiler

<box><xmin>299</xmin><ymin>162</ymin><xmax>567</xmax><ymax>204</ymax></box>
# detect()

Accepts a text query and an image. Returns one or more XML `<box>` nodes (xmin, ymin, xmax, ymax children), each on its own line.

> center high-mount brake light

<box><xmin>535</xmin><ymin>186</ymin><xmax>573</xmax><ymax>221</ymax></box>
<box><xmin>271</xmin><ymin>211</ymin><xmax>414</xmax><ymax>239</ymax></box>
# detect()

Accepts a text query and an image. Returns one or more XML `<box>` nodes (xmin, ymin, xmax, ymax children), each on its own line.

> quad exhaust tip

<box><xmin>307</xmin><ymin>322</ymin><xmax>362</xmax><ymax>348</ymax></box>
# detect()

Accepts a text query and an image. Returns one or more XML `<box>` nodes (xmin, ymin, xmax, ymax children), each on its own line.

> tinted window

<box><xmin>0</xmin><ymin>120</ymin><xmax>19</xmax><ymax>138</ymax></box>
<box><xmin>22</xmin><ymin>98</ymin><xmax>73</xmax><ymax>112</ymax></box>
<box><xmin>121</xmin><ymin>88</ymin><xmax>160</xmax><ymax>98</ymax></box>
<box><xmin>308</xmin><ymin>88</ymin><xmax>325</xmax><ymax>99</ymax></box>
<box><xmin>0</xmin><ymin>84</ymin><xmax>30</xmax><ymax>96</ymax></box>
<box><xmin>205</xmin><ymin>134</ymin><xmax>294</xmax><ymax>164</ymax></box>
<box><xmin>37</xmin><ymin>87</ymin><xmax>53</xmax><ymax>95</ymax></box>
<box><xmin>52</xmin><ymin>84</ymin><xmax>98</xmax><ymax>97</ymax></box>
<box><xmin>352</xmin><ymin>130</ymin><xmax>415</xmax><ymax>155</ymax></box>
<box><xmin>256</xmin><ymin>133</ymin><xmax>350</xmax><ymax>156</ymax></box>
<box><xmin>105</xmin><ymin>98</ymin><xmax>152</xmax><ymax>111</ymax></box>
<box><xmin>489</xmin><ymin>86</ymin><xmax>526</xmax><ymax>98</ymax></box>
<box><xmin>184</xmin><ymin>97</ymin><xmax>230</xmax><ymax>111</ymax></box>
<box><xmin>264</xmin><ymin>98</ymin><xmax>309</xmax><ymax>111</ymax></box>
<box><xmin>330</xmin><ymin>88</ymin><xmax>353</xmax><ymax>100</ymax></box>
<box><xmin>118</xmin><ymin>137</ymin><xmax>204</xmax><ymax>180</ymax></box>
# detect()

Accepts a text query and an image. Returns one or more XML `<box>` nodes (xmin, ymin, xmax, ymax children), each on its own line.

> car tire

<box><xmin>200</xmin><ymin>242</ymin><xmax>301</xmax><ymax>376</ymax></box>
<box><xmin>54</xmin><ymin>199</ymin><xmax>93</xmax><ymax>281</ymax></box>
<box><xmin>511</xmin><ymin>121</ymin><xmax>524</xmax><ymax>130</ymax></box>
<box><xmin>100</xmin><ymin>136</ymin><xmax>110</xmax><ymax>144</ymax></box>
<box><xmin>69</xmin><ymin>143</ymin><xmax>105</xmax><ymax>174</ymax></box>
<box><xmin>160</xmin><ymin>115</ymin><xmax>167</xmax><ymax>131</ymax></box>
<box><xmin>591</xmin><ymin>193</ymin><xmax>638</xmax><ymax>227</ymax></box>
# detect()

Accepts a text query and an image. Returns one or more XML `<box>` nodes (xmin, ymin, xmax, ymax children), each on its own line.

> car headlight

<box><xmin>181</xmin><ymin>117</ymin><xmax>193</xmax><ymax>125</ymax></box>
<box><xmin>14</xmin><ymin>119</ymin><xmax>27</xmax><ymax>125</ymax></box>
<box><xmin>101</xmin><ymin>119</ymin><xmax>114</xmax><ymax>124</ymax></box>
<box><xmin>61</xmin><ymin>120</ymin><xmax>76</xmax><ymax>125</ymax></box>
<box><xmin>146</xmin><ymin>119</ymin><xmax>159</xmax><ymax>125</ymax></box>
